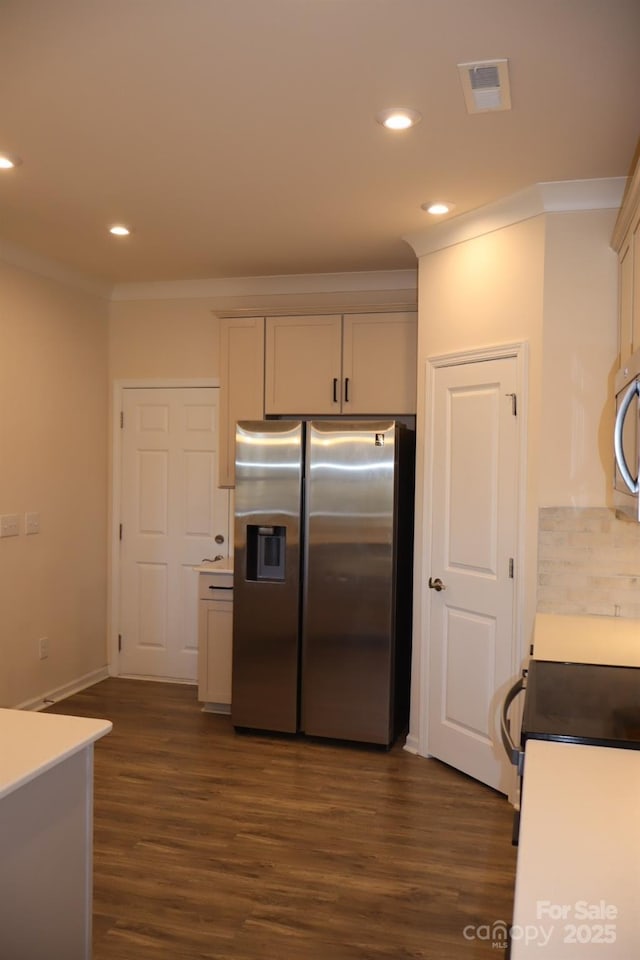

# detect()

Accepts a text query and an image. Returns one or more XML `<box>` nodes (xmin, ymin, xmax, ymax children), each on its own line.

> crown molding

<box><xmin>0</xmin><ymin>240</ymin><xmax>417</xmax><ymax>308</ymax></box>
<box><xmin>536</xmin><ymin>177</ymin><xmax>626</xmax><ymax>212</ymax></box>
<box><xmin>404</xmin><ymin>177</ymin><xmax>627</xmax><ymax>259</ymax></box>
<box><xmin>0</xmin><ymin>239</ymin><xmax>111</xmax><ymax>299</ymax></box>
<box><xmin>109</xmin><ymin>268</ymin><xmax>418</xmax><ymax>304</ymax></box>
<box><xmin>208</xmin><ymin>288</ymin><xmax>417</xmax><ymax>318</ymax></box>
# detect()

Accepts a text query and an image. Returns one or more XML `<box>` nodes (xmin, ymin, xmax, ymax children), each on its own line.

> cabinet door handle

<box><xmin>344</xmin><ymin>377</ymin><xmax>350</xmax><ymax>403</ymax></box>
<box><xmin>332</xmin><ymin>378</ymin><xmax>338</xmax><ymax>403</ymax></box>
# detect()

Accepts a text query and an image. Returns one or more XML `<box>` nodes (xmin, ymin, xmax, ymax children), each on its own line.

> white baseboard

<box><xmin>117</xmin><ymin>673</ymin><xmax>197</xmax><ymax>685</ymax></box>
<box><xmin>201</xmin><ymin>702</ymin><xmax>231</xmax><ymax>715</ymax></box>
<box><xmin>403</xmin><ymin>733</ymin><xmax>420</xmax><ymax>755</ymax></box>
<box><xmin>15</xmin><ymin>667</ymin><xmax>110</xmax><ymax>711</ymax></box>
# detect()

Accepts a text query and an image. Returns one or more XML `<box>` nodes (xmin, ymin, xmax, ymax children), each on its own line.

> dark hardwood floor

<box><xmin>45</xmin><ymin>679</ymin><xmax>516</xmax><ymax>959</ymax></box>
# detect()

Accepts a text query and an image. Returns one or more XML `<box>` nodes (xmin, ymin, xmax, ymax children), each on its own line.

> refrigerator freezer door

<box><xmin>232</xmin><ymin>420</ymin><xmax>303</xmax><ymax>732</ymax></box>
<box><xmin>302</xmin><ymin>421</ymin><xmax>398</xmax><ymax>744</ymax></box>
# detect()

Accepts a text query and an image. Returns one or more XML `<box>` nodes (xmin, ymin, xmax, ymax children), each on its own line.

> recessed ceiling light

<box><xmin>376</xmin><ymin>108</ymin><xmax>422</xmax><ymax>131</ymax></box>
<box><xmin>421</xmin><ymin>201</ymin><xmax>456</xmax><ymax>216</ymax></box>
<box><xmin>109</xmin><ymin>224</ymin><xmax>131</xmax><ymax>237</ymax></box>
<box><xmin>0</xmin><ymin>153</ymin><xmax>22</xmax><ymax>170</ymax></box>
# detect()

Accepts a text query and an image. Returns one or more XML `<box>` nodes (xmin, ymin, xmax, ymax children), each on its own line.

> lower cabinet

<box><xmin>197</xmin><ymin>568</ymin><xmax>233</xmax><ymax>713</ymax></box>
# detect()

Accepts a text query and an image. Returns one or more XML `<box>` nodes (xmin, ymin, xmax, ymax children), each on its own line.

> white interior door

<box><xmin>427</xmin><ymin>356</ymin><xmax>519</xmax><ymax>793</ymax></box>
<box><xmin>119</xmin><ymin>387</ymin><xmax>229</xmax><ymax>681</ymax></box>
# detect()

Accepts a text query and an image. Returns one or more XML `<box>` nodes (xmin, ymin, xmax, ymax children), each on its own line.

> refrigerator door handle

<box><xmin>614</xmin><ymin>378</ymin><xmax>640</xmax><ymax>494</ymax></box>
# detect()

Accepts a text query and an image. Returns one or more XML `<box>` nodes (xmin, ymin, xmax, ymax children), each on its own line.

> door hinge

<box><xmin>509</xmin><ymin>557</ymin><xmax>515</xmax><ymax>579</ymax></box>
<box><xmin>505</xmin><ymin>392</ymin><xmax>517</xmax><ymax>416</ymax></box>
<box><xmin>118</xmin><ymin>634</ymin><xmax>122</xmax><ymax>652</ymax></box>
<box><xmin>119</xmin><ymin>523</ymin><xmax>123</xmax><ymax>541</ymax></box>
<box><xmin>120</xmin><ymin>411</ymin><xmax>124</xmax><ymax>428</ymax></box>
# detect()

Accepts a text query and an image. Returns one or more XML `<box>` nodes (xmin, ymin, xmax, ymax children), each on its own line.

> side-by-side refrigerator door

<box><xmin>302</xmin><ymin>420</ymin><xmax>398</xmax><ymax>745</ymax></box>
<box><xmin>232</xmin><ymin>420</ymin><xmax>303</xmax><ymax>732</ymax></box>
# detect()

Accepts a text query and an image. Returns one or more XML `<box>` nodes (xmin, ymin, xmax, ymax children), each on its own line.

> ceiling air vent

<box><xmin>457</xmin><ymin>59</ymin><xmax>511</xmax><ymax>114</ymax></box>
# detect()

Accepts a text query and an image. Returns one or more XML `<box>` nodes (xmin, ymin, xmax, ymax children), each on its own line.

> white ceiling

<box><xmin>1</xmin><ymin>0</ymin><xmax>639</xmax><ymax>286</ymax></box>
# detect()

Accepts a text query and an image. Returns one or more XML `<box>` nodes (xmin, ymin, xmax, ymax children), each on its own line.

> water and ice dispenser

<box><xmin>246</xmin><ymin>525</ymin><xmax>286</xmax><ymax>581</ymax></box>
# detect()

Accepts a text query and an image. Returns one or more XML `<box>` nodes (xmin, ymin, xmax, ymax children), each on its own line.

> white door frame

<box><xmin>108</xmin><ymin>378</ymin><xmax>220</xmax><ymax>676</ymax></box>
<box><xmin>408</xmin><ymin>342</ymin><xmax>529</xmax><ymax>760</ymax></box>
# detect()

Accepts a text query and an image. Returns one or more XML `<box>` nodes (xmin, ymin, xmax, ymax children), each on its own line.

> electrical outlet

<box><xmin>25</xmin><ymin>512</ymin><xmax>40</xmax><ymax>535</ymax></box>
<box><xmin>38</xmin><ymin>637</ymin><xmax>49</xmax><ymax>660</ymax></box>
<box><xmin>0</xmin><ymin>514</ymin><xmax>20</xmax><ymax>538</ymax></box>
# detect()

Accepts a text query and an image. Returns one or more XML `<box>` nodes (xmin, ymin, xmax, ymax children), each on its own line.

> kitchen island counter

<box><xmin>511</xmin><ymin>737</ymin><xmax>640</xmax><ymax>957</ymax></box>
<box><xmin>509</xmin><ymin>614</ymin><xmax>640</xmax><ymax>956</ymax></box>
<box><xmin>0</xmin><ymin>706</ymin><xmax>111</xmax><ymax>960</ymax></box>
<box><xmin>0</xmin><ymin>706</ymin><xmax>111</xmax><ymax>798</ymax></box>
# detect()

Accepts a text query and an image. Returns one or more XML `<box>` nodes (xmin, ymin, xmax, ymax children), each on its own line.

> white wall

<box><xmin>0</xmin><ymin>260</ymin><xmax>109</xmax><ymax>707</ymax></box>
<box><xmin>109</xmin><ymin>298</ymin><xmax>219</xmax><ymax>380</ymax></box>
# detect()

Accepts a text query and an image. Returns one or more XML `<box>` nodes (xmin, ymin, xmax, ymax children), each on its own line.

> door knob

<box><xmin>215</xmin><ymin>534</ymin><xmax>225</xmax><ymax>544</ymax></box>
<box><xmin>428</xmin><ymin>577</ymin><xmax>446</xmax><ymax>592</ymax></box>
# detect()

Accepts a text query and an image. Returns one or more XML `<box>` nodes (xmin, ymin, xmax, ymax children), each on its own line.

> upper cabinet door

<box><xmin>613</xmin><ymin>152</ymin><xmax>640</xmax><ymax>369</ymax></box>
<box><xmin>265</xmin><ymin>315</ymin><xmax>342</xmax><ymax>414</ymax></box>
<box><xmin>633</xmin><ymin>212</ymin><xmax>640</xmax><ymax>357</ymax></box>
<box><xmin>218</xmin><ymin>316</ymin><xmax>265</xmax><ymax>488</ymax></box>
<box><xmin>619</xmin><ymin>239</ymin><xmax>634</xmax><ymax>368</ymax></box>
<box><xmin>342</xmin><ymin>312</ymin><xmax>417</xmax><ymax>414</ymax></box>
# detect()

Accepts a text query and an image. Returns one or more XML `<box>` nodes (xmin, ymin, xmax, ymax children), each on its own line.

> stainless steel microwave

<box><xmin>614</xmin><ymin>350</ymin><xmax>640</xmax><ymax>521</ymax></box>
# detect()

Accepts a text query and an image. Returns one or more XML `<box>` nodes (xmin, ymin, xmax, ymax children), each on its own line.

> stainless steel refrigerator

<box><xmin>231</xmin><ymin>419</ymin><xmax>414</xmax><ymax>746</ymax></box>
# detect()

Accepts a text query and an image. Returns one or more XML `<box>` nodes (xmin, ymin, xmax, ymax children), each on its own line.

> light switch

<box><xmin>25</xmin><ymin>512</ymin><xmax>40</xmax><ymax>535</ymax></box>
<box><xmin>0</xmin><ymin>514</ymin><xmax>20</xmax><ymax>538</ymax></box>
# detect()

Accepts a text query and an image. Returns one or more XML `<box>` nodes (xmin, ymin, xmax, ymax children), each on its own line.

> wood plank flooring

<box><xmin>45</xmin><ymin>679</ymin><xmax>516</xmax><ymax>959</ymax></box>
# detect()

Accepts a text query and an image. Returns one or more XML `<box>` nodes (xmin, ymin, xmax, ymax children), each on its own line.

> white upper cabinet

<box><xmin>342</xmin><ymin>312</ymin><xmax>417</xmax><ymax>414</ymax></box>
<box><xmin>265</xmin><ymin>311</ymin><xmax>416</xmax><ymax>415</ymax></box>
<box><xmin>218</xmin><ymin>316</ymin><xmax>265</xmax><ymax>488</ymax></box>
<box><xmin>612</xmin><ymin>154</ymin><xmax>640</xmax><ymax>368</ymax></box>
<box><xmin>265</xmin><ymin>315</ymin><xmax>342</xmax><ymax>414</ymax></box>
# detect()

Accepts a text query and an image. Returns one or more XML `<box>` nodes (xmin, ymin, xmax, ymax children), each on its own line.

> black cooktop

<box><xmin>522</xmin><ymin>658</ymin><xmax>640</xmax><ymax>750</ymax></box>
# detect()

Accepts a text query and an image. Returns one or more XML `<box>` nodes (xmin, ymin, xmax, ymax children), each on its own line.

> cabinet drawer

<box><xmin>199</xmin><ymin>574</ymin><xmax>233</xmax><ymax>598</ymax></box>
<box><xmin>204</xmin><ymin>587</ymin><xmax>233</xmax><ymax>602</ymax></box>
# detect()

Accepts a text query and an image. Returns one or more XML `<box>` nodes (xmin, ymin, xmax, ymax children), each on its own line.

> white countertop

<box><xmin>511</xmin><ymin>738</ymin><xmax>640</xmax><ymax>957</ymax></box>
<box><xmin>0</xmin><ymin>708</ymin><xmax>112</xmax><ymax>800</ymax></box>
<box><xmin>511</xmin><ymin>614</ymin><xmax>640</xmax><ymax>956</ymax></box>
<box><xmin>533</xmin><ymin>612</ymin><xmax>640</xmax><ymax>666</ymax></box>
<box><xmin>195</xmin><ymin>559</ymin><xmax>234</xmax><ymax>575</ymax></box>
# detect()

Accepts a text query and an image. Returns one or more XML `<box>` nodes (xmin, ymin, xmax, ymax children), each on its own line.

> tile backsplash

<box><xmin>538</xmin><ymin>507</ymin><xmax>640</xmax><ymax>618</ymax></box>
